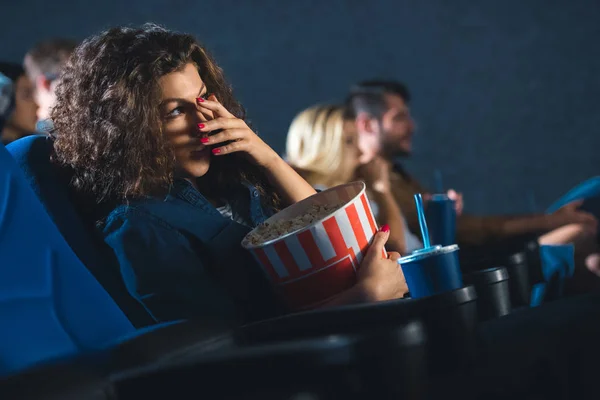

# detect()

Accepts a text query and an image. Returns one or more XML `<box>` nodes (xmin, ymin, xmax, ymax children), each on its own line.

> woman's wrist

<box><xmin>318</xmin><ymin>281</ymin><xmax>377</xmax><ymax>308</ymax></box>
<box><xmin>258</xmin><ymin>149</ymin><xmax>316</xmax><ymax>205</ymax></box>
<box><xmin>354</xmin><ymin>278</ymin><xmax>386</xmax><ymax>302</ymax></box>
<box><xmin>258</xmin><ymin>148</ymin><xmax>283</xmax><ymax>170</ymax></box>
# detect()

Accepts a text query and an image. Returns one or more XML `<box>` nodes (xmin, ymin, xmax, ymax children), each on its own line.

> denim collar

<box><xmin>169</xmin><ymin>179</ymin><xmax>222</xmax><ymax>217</ymax></box>
<box><xmin>168</xmin><ymin>178</ymin><xmax>269</xmax><ymax>227</ymax></box>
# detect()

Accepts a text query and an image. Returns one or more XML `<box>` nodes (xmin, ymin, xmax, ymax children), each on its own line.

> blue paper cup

<box><xmin>425</xmin><ymin>194</ymin><xmax>456</xmax><ymax>246</ymax></box>
<box><xmin>398</xmin><ymin>245</ymin><xmax>462</xmax><ymax>299</ymax></box>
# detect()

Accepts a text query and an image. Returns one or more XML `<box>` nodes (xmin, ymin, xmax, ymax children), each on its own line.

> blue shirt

<box><xmin>102</xmin><ymin>179</ymin><xmax>280</xmax><ymax>327</ymax></box>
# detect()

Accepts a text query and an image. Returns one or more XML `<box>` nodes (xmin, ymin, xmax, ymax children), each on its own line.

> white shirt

<box><xmin>216</xmin><ymin>203</ymin><xmax>251</xmax><ymax>227</ymax></box>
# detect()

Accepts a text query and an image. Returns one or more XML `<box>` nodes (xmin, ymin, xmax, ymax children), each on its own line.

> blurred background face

<box><xmin>355</xmin><ymin>112</ymin><xmax>386</xmax><ymax>165</ymax></box>
<box><xmin>159</xmin><ymin>63</ymin><xmax>213</xmax><ymax>180</ymax></box>
<box><xmin>9</xmin><ymin>75</ymin><xmax>38</xmax><ymax>133</ymax></box>
<box><xmin>34</xmin><ymin>77</ymin><xmax>59</xmax><ymax>121</ymax></box>
<box><xmin>23</xmin><ymin>39</ymin><xmax>77</xmax><ymax>122</ymax></box>
<box><xmin>339</xmin><ymin>119</ymin><xmax>362</xmax><ymax>181</ymax></box>
<box><xmin>379</xmin><ymin>93</ymin><xmax>415</xmax><ymax>158</ymax></box>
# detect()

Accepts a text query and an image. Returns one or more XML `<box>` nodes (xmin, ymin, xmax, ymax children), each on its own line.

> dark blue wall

<box><xmin>2</xmin><ymin>0</ymin><xmax>599</xmax><ymax>214</ymax></box>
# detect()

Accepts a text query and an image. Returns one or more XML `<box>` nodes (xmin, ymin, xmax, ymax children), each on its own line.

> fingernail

<box><xmin>201</xmin><ymin>137</ymin><xmax>209</xmax><ymax>144</ymax></box>
<box><xmin>197</xmin><ymin>123</ymin><xmax>205</xmax><ymax>129</ymax></box>
<box><xmin>212</xmin><ymin>148</ymin><xmax>221</xmax><ymax>155</ymax></box>
<box><xmin>196</xmin><ymin>97</ymin><xmax>205</xmax><ymax>103</ymax></box>
<box><xmin>381</xmin><ymin>224</ymin><xmax>390</xmax><ymax>233</ymax></box>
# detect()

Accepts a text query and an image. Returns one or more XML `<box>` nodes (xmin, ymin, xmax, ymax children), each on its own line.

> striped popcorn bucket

<box><xmin>242</xmin><ymin>182</ymin><xmax>383</xmax><ymax>311</ymax></box>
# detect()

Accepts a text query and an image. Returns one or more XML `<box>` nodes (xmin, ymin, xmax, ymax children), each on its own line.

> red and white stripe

<box><xmin>250</xmin><ymin>191</ymin><xmax>381</xmax><ymax>309</ymax></box>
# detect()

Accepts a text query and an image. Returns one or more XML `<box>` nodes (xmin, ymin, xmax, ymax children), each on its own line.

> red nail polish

<box><xmin>212</xmin><ymin>148</ymin><xmax>221</xmax><ymax>155</ymax></box>
<box><xmin>196</xmin><ymin>97</ymin><xmax>205</xmax><ymax>103</ymax></box>
<box><xmin>198</xmin><ymin>123</ymin><xmax>205</xmax><ymax>129</ymax></box>
<box><xmin>201</xmin><ymin>137</ymin><xmax>209</xmax><ymax>144</ymax></box>
<box><xmin>381</xmin><ymin>224</ymin><xmax>390</xmax><ymax>233</ymax></box>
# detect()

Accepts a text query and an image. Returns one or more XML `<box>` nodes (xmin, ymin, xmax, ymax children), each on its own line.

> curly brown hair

<box><xmin>52</xmin><ymin>23</ymin><xmax>279</xmax><ymax>211</ymax></box>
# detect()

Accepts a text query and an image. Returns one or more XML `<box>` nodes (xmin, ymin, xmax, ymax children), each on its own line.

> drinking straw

<box><xmin>414</xmin><ymin>193</ymin><xmax>431</xmax><ymax>249</ymax></box>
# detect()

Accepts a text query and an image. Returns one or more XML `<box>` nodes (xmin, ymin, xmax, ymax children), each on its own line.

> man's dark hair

<box><xmin>24</xmin><ymin>38</ymin><xmax>78</xmax><ymax>82</ymax></box>
<box><xmin>344</xmin><ymin>80</ymin><xmax>411</xmax><ymax>120</ymax></box>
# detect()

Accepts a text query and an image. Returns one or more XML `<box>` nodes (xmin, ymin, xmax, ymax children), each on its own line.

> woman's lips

<box><xmin>190</xmin><ymin>144</ymin><xmax>209</xmax><ymax>158</ymax></box>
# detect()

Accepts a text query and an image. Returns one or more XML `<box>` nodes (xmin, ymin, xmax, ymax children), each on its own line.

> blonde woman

<box><xmin>286</xmin><ymin>104</ymin><xmax>422</xmax><ymax>254</ymax></box>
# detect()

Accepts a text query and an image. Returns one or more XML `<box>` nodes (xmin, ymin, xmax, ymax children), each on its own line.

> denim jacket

<box><xmin>103</xmin><ymin>179</ymin><xmax>279</xmax><ymax>327</ymax></box>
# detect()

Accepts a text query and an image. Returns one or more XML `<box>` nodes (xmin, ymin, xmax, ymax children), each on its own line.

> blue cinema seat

<box><xmin>0</xmin><ymin>141</ymin><xmax>138</xmax><ymax>376</ymax></box>
<box><xmin>6</xmin><ymin>135</ymin><xmax>154</xmax><ymax>327</ymax></box>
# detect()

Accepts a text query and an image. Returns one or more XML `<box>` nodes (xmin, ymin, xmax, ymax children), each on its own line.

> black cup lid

<box><xmin>402</xmin><ymin>285</ymin><xmax>477</xmax><ymax>309</ymax></box>
<box><xmin>465</xmin><ymin>267</ymin><xmax>509</xmax><ymax>285</ymax></box>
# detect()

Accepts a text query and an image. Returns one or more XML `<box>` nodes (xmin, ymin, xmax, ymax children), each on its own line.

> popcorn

<box><xmin>246</xmin><ymin>203</ymin><xmax>340</xmax><ymax>245</ymax></box>
<box><xmin>242</xmin><ymin>182</ymin><xmax>383</xmax><ymax>310</ymax></box>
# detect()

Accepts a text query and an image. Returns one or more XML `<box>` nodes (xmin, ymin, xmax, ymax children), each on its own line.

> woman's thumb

<box><xmin>365</xmin><ymin>225</ymin><xmax>390</xmax><ymax>262</ymax></box>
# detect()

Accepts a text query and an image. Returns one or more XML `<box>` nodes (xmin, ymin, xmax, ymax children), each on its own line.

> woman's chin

<box><xmin>190</xmin><ymin>163</ymin><xmax>210</xmax><ymax>178</ymax></box>
<box><xmin>185</xmin><ymin>151</ymin><xmax>211</xmax><ymax>177</ymax></box>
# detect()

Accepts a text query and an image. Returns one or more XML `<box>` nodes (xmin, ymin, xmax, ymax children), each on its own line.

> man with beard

<box><xmin>344</xmin><ymin>80</ymin><xmax>596</xmax><ymax>260</ymax></box>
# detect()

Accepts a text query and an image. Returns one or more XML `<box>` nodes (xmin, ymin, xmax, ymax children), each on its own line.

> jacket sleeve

<box><xmin>102</xmin><ymin>208</ymin><xmax>239</xmax><ymax>325</ymax></box>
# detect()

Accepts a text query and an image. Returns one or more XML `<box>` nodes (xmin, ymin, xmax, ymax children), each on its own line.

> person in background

<box><xmin>346</xmin><ymin>79</ymin><xmax>600</xmax><ymax>292</ymax></box>
<box><xmin>286</xmin><ymin>104</ymin><xmax>422</xmax><ymax>254</ymax></box>
<box><xmin>0</xmin><ymin>62</ymin><xmax>38</xmax><ymax>145</ymax></box>
<box><xmin>0</xmin><ymin>71</ymin><xmax>15</xmax><ymax>133</ymax></box>
<box><xmin>23</xmin><ymin>38</ymin><xmax>77</xmax><ymax>131</ymax></box>
<box><xmin>51</xmin><ymin>24</ymin><xmax>406</xmax><ymax>327</ymax></box>
<box><xmin>345</xmin><ymin>80</ymin><xmax>597</xmax><ymax>248</ymax></box>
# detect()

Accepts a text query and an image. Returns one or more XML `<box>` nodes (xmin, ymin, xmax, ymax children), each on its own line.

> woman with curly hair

<box><xmin>52</xmin><ymin>24</ymin><xmax>406</xmax><ymax>326</ymax></box>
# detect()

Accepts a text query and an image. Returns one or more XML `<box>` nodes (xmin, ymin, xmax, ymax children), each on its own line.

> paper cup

<box><xmin>242</xmin><ymin>182</ymin><xmax>383</xmax><ymax>310</ymax></box>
